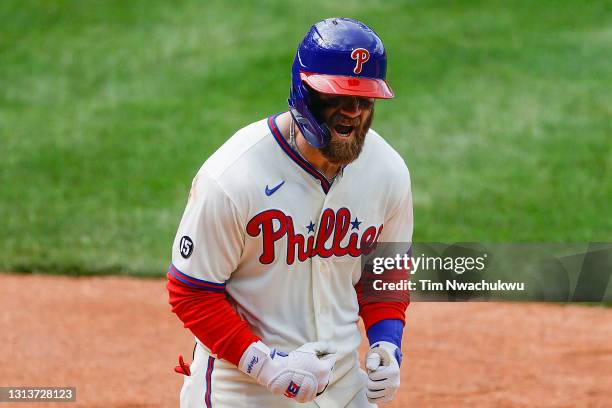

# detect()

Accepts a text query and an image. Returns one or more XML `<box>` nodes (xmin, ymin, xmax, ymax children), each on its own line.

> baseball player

<box><xmin>167</xmin><ymin>17</ymin><xmax>413</xmax><ymax>408</ymax></box>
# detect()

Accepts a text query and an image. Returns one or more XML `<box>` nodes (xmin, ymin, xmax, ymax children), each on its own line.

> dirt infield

<box><xmin>1</xmin><ymin>274</ymin><xmax>611</xmax><ymax>407</ymax></box>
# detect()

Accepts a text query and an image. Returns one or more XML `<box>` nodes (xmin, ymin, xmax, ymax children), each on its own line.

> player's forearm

<box><xmin>166</xmin><ymin>272</ymin><xmax>259</xmax><ymax>366</ymax></box>
<box><xmin>354</xmin><ymin>271</ymin><xmax>410</xmax><ymax>331</ymax></box>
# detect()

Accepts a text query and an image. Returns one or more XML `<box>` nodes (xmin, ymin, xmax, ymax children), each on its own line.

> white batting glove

<box><xmin>365</xmin><ymin>341</ymin><xmax>402</xmax><ymax>404</ymax></box>
<box><xmin>239</xmin><ymin>341</ymin><xmax>337</xmax><ymax>403</ymax></box>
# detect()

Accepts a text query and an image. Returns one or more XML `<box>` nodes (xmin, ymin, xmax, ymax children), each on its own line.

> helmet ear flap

<box><xmin>288</xmin><ymin>60</ymin><xmax>330</xmax><ymax>148</ymax></box>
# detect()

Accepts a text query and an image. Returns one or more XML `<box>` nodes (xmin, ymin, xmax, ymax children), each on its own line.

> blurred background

<box><xmin>1</xmin><ymin>0</ymin><xmax>611</xmax><ymax>277</ymax></box>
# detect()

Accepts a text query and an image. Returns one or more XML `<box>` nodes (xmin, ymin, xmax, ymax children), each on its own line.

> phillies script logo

<box><xmin>246</xmin><ymin>207</ymin><xmax>383</xmax><ymax>265</ymax></box>
<box><xmin>351</xmin><ymin>48</ymin><xmax>370</xmax><ymax>74</ymax></box>
<box><xmin>246</xmin><ymin>356</ymin><xmax>258</xmax><ymax>374</ymax></box>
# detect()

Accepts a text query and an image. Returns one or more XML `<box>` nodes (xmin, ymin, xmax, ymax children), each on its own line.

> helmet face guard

<box><xmin>288</xmin><ymin>17</ymin><xmax>394</xmax><ymax>148</ymax></box>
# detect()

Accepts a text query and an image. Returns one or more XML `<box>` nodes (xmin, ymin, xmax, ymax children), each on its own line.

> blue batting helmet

<box><xmin>288</xmin><ymin>18</ymin><xmax>394</xmax><ymax>148</ymax></box>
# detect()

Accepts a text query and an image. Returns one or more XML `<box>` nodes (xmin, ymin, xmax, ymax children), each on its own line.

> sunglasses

<box><xmin>311</xmin><ymin>92</ymin><xmax>375</xmax><ymax>111</ymax></box>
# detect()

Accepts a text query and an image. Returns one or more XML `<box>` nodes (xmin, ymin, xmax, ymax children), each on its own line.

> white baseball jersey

<box><xmin>172</xmin><ymin>113</ymin><xmax>413</xmax><ymax>407</ymax></box>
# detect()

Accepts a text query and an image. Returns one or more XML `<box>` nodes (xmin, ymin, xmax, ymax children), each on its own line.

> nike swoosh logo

<box><xmin>265</xmin><ymin>180</ymin><xmax>285</xmax><ymax>196</ymax></box>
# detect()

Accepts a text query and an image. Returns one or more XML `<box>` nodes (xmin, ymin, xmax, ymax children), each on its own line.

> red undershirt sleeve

<box><xmin>166</xmin><ymin>272</ymin><xmax>259</xmax><ymax>366</ymax></box>
<box><xmin>354</xmin><ymin>267</ymin><xmax>410</xmax><ymax>331</ymax></box>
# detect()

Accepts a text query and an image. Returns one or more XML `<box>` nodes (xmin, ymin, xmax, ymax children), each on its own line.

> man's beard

<box><xmin>319</xmin><ymin>108</ymin><xmax>374</xmax><ymax>165</ymax></box>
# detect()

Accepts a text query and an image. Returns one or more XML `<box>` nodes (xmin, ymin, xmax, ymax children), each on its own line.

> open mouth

<box><xmin>333</xmin><ymin>124</ymin><xmax>355</xmax><ymax>137</ymax></box>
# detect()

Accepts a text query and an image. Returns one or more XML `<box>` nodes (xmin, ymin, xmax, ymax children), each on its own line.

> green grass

<box><xmin>1</xmin><ymin>0</ymin><xmax>611</xmax><ymax>276</ymax></box>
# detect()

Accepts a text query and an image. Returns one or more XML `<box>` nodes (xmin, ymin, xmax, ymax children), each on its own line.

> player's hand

<box><xmin>365</xmin><ymin>341</ymin><xmax>402</xmax><ymax>404</ymax></box>
<box><xmin>239</xmin><ymin>341</ymin><xmax>337</xmax><ymax>403</ymax></box>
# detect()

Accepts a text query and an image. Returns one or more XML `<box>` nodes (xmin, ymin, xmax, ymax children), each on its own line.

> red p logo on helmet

<box><xmin>351</xmin><ymin>48</ymin><xmax>370</xmax><ymax>74</ymax></box>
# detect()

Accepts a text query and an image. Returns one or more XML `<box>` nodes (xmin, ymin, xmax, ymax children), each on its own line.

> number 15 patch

<box><xmin>179</xmin><ymin>236</ymin><xmax>194</xmax><ymax>258</ymax></box>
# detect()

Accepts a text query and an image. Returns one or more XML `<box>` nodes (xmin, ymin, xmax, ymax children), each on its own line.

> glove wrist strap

<box><xmin>238</xmin><ymin>341</ymin><xmax>271</xmax><ymax>379</ymax></box>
